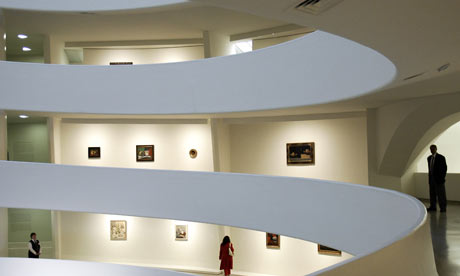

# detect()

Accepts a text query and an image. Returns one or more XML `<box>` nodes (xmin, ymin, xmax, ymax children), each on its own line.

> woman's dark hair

<box><xmin>30</xmin><ymin>232</ymin><xmax>36</xmax><ymax>239</ymax></box>
<box><xmin>221</xmin><ymin>236</ymin><xmax>231</xmax><ymax>246</ymax></box>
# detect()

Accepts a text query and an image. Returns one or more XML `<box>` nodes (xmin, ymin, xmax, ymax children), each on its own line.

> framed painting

<box><xmin>266</xmin><ymin>233</ymin><xmax>280</xmax><ymax>249</ymax></box>
<box><xmin>286</xmin><ymin>142</ymin><xmax>315</xmax><ymax>165</ymax></box>
<box><xmin>136</xmin><ymin>145</ymin><xmax>154</xmax><ymax>161</ymax></box>
<box><xmin>175</xmin><ymin>225</ymin><xmax>188</xmax><ymax>241</ymax></box>
<box><xmin>88</xmin><ymin>147</ymin><xmax>101</xmax><ymax>158</ymax></box>
<box><xmin>110</xmin><ymin>220</ymin><xmax>127</xmax><ymax>241</ymax></box>
<box><xmin>317</xmin><ymin>244</ymin><xmax>341</xmax><ymax>256</ymax></box>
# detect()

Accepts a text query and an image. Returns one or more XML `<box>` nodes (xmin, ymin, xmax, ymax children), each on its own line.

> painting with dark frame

<box><xmin>286</xmin><ymin>142</ymin><xmax>315</xmax><ymax>165</ymax></box>
<box><xmin>317</xmin><ymin>244</ymin><xmax>342</xmax><ymax>256</ymax></box>
<box><xmin>266</xmin><ymin>233</ymin><xmax>280</xmax><ymax>249</ymax></box>
<box><xmin>136</xmin><ymin>145</ymin><xmax>154</xmax><ymax>161</ymax></box>
<box><xmin>88</xmin><ymin>147</ymin><xmax>101</xmax><ymax>158</ymax></box>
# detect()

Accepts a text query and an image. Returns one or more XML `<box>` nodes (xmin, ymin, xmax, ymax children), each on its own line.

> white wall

<box><xmin>59</xmin><ymin>121</ymin><xmax>214</xmax><ymax>172</ymax></box>
<box><xmin>57</xmin><ymin>211</ymin><xmax>222</xmax><ymax>270</ymax></box>
<box><xmin>0</xmin><ymin>208</ymin><xmax>7</xmax><ymax>257</ymax></box>
<box><xmin>55</xmin><ymin>210</ymin><xmax>352</xmax><ymax>276</ymax></box>
<box><xmin>416</xmin><ymin>121</ymin><xmax>460</xmax><ymax>173</ymax></box>
<box><xmin>229</xmin><ymin>116</ymin><xmax>368</xmax><ymax>185</ymax></box>
<box><xmin>415</xmin><ymin>173</ymin><xmax>460</xmax><ymax>201</ymax></box>
<box><xmin>83</xmin><ymin>46</ymin><xmax>204</xmax><ymax>65</ymax></box>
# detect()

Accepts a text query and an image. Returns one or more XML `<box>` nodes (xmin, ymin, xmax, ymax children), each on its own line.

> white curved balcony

<box><xmin>0</xmin><ymin>161</ymin><xmax>435</xmax><ymax>275</ymax></box>
<box><xmin>0</xmin><ymin>0</ymin><xmax>188</xmax><ymax>12</ymax></box>
<box><xmin>0</xmin><ymin>31</ymin><xmax>395</xmax><ymax>115</ymax></box>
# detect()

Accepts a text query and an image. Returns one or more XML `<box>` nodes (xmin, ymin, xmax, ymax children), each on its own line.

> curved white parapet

<box><xmin>0</xmin><ymin>0</ymin><xmax>187</xmax><ymax>12</ymax></box>
<box><xmin>0</xmin><ymin>161</ymin><xmax>435</xmax><ymax>276</ymax></box>
<box><xmin>0</xmin><ymin>31</ymin><xmax>396</xmax><ymax>115</ymax></box>
<box><xmin>0</xmin><ymin>258</ymin><xmax>185</xmax><ymax>276</ymax></box>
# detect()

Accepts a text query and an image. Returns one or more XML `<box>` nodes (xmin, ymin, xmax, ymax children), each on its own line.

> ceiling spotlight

<box><xmin>18</xmin><ymin>34</ymin><xmax>28</xmax><ymax>39</ymax></box>
<box><xmin>3</xmin><ymin>33</ymin><xmax>5</xmax><ymax>40</ymax></box>
<box><xmin>22</xmin><ymin>47</ymin><xmax>31</xmax><ymax>52</ymax></box>
<box><xmin>437</xmin><ymin>63</ymin><xmax>450</xmax><ymax>72</ymax></box>
<box><xmin>19</xmin><ymin>115</ymin><xmax>29</xmax><ymax>119</ymax></box>
<box><xmin>3</xmin><ymin>46</ymin><xmax>6</xmax><ymax>51</ymax></box>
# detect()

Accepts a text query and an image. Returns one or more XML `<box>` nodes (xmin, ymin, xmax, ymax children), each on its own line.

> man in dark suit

<box><xmin>28</xmin><ymin>232</ymin><xmax>41</xmax><ymax>258</ymax></box>
<box><xmin>427</xmin><ymin>145</ymin><xmax>448</xmax><ymax>212</ymax></box>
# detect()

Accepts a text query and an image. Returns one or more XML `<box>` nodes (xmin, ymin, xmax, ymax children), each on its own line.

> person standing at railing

<box><xmin>427</xmin><ymin>144</ymin><xmax>448</xmax><ymax>213</ymax></box>
<box><xmin>219</xmin><ymin>236</ymin><xmax>234</xmax><ymax>276</ymax></box>
<box><xmin>28</xmin><ymin>232</ymin><xmax>42</xmax><ymax>258</ymax></box>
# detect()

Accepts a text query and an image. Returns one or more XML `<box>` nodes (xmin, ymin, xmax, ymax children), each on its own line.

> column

<box><xmin>203</xmin><ymin>31</ymin><xmax>233</xmax><ymax>58</ymax></box>
<box><xmin>0</xmin><ymin>9</ymin><xmax>6</xmax><ymax>61</ymax></box>
<box><xmin>0</xmin><ymin>111</ymin><xmax>7</xmax><ymax>160</ymax></box>
<box><xmin>210</xmin><ymin>118</ymin><xmax>231</xmax><ymax>172</ymax></box>
<box><xmin>47</xmin><ymin>117</ymin><xmax>61</xmax><ymax>164</ymax></box>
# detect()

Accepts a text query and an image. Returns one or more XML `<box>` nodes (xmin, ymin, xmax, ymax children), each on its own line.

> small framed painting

<box><xmin>109</xmin><ymin>62</ymin><xmax>133</xmax><ymax>65</ymax></box>
<box><xmin>175</xmin><ymin>225</ymin><xmax>188</xmax><ymax>241</ymax></box>
<box><xmin>266</xmin><ymin>233</ymin><xmax>280</xmax><ymax>249</ymax></box>
<box><xmin>286</xmin><ymin>142</ymin><xmax>315</xmax><ymax>165</ymax></box>
<box><xmin>189</xmin><ymin>149</ymin><xmax>198</xmax><ymax>159</ymax></box>
<box><xmin>110</xmin><ymin>220</ymin><xmax>127</xmax><ymax>241</ymax></box>
<box><xmin>88</xmin><ymin>147</ymin><xmax>101</xmax><ymax>158</ymax></box>
<box><xmin>136</xmin><ymin>145</ymin><xmax>154</xmax><ymax>161</ymax></box>
<box><xmin>318</xmin><ymin>244</ymin><xmax>341</xmax><ymax>256</ymax></box>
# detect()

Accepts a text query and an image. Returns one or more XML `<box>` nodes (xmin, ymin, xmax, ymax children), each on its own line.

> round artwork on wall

<box><xmin>189</xmin><ymin>149</ymin><xmax>198</xmax><ymax>159</ymax></box>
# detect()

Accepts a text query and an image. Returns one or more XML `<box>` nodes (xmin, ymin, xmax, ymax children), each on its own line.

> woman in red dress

<box><xmin>219</xmin><ymin>236</ymin><xmax>234</xmax><ymax>276</ymax></box>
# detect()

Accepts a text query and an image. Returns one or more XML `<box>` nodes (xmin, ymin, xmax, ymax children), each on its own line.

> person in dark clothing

<box><xmin>28</xmin><ymin>232</ymin><xmax>41</xmax><ymax>258</ymax></box>
<box><xmin>427</xmin><ymin>145</ymin><xmax>448</xmax><ymax>212</ymax></box>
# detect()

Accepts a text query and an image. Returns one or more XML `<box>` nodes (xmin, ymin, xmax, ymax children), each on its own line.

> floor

<box><xmin>425</xmin><ymin>200</ymin><xmax>460</xmax><ymax>276</ymax></box>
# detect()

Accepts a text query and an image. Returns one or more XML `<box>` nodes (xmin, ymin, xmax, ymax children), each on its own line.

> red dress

<box><xmin>219</xmin><ymin>243</ymin><xmax>234</xmax><ymax>270</ymax></box>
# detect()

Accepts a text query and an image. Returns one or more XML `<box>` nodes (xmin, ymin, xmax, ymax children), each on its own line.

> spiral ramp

<box><xmin>0</xmin><ymin>1</ymin><xmax>437</xmax><ymax>276</ymax></box>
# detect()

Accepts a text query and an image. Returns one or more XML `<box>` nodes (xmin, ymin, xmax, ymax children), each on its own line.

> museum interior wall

<box><xmin>83</xmin><ymin>45</ymin><xmax>205</xmax><ymax>65</ymax></box>
<box><xmin>56</xmin><ymin>119</ymin><xmax>214</xmax><ymax>171</ymax></box>
<box><xmin>0</xmin><ymin>208</ymin><xmax>7</xmax><ymax>257</ymax></box>
<box><xmin>229</xmin><ymin>115</ymin><xmax>368</xmax><ymax>185</ymax></box>
<box><xmin>413</xmin><ymin>121</ymin><xmax>460</xmax><ymax>200</ymax></box>
<box><xmin>50</xmin><ymin>209</ymin><xmax>353</xmax><ymax>276</ymax></box>
<box><xmin>7</xmin><ymin>122</ymin><xmax>50</xmax><ymax>163</ymax></box>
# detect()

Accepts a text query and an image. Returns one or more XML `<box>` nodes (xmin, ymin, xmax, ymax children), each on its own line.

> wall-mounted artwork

<box><xmin>136</xmin><ymin>145</ymin><xmax>154</xmax><ymax>161</ymax></box>
<box><xmin>266</xmin><ymin>233</ymin><xmax>280</xmax><ymax>249</ymax></box>
<box><xmin>109</xmin><ymin>62</ymin><xmax>133</xmax><ymax>65</ymax></box>
<box><xmin>88</xmin><ymin>147</ymin><xmax>101</xmax><ymax>158</ymax></box>
<box><xmin>286</xmin><ymin>142</ymin><xmax>315</xmax><ymax>165</ymax></box>
<box><xmin>175</xmin><ymin>225</ymin><xmax>188</xmax><ymax>241</ymax></box>
<box><xmin>110</xmin><ymin>220</ymin><xmax>127</xmax><ymax>241</ymax></box>
<box><xmin>317</xmin><ymin>244</ymin><xmax>341</xmax><ymax>256</ymax></box>
<box><xmin>189</xmin><ymin>149</ymin><xmax>198</xmax><ymax>159</ymax></box>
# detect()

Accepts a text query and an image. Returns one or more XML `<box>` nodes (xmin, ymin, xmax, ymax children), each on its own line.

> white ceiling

<box><xmin>4</xmin><ymin>5</ymin><xmax>287</xmax><ymax>42</ymax></box>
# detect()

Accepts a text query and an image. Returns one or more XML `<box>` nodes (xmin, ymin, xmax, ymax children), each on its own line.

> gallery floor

<box><xmin>426</xmin><ymin>200</ymin><xmax>460</xmax><ymax>276</ymax></box>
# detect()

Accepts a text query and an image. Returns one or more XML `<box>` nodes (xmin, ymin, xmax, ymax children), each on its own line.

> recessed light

<box><xmin>22</xmin><ymin>47</ymin><xmax>31</xmax><ymax>52</ymax></box>
<box><xmin>3</xmin><ymin>33</ymin><xmax>5</xmax><ymax>40</ymax></box>
<box><xmin>3</xmin><ymin>46</ymin><xmax>6</xmax><ymax>51</ymax></box>
<box><xmin>17</xmin><ymin>34</ymin><xmax>28</xmax><ymax>39</ymax></box>
<box><xmin>19</xmin><ymin>115</ymin><xmax>29</xmax><ymax>119</ymax></box>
